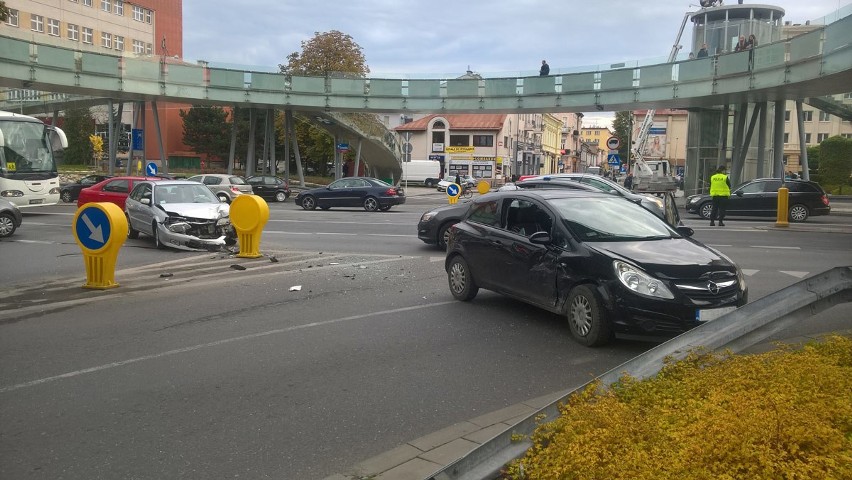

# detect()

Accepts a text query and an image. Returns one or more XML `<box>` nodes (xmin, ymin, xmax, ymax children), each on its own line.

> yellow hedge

<box><xmin>504</xmin><ymin>335</ymin><xmax>852</xmax><ymax>480</ymax></box>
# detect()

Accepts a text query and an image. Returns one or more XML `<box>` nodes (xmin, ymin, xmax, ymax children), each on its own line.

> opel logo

<box><xmin>707</xmin><ymin>281</ymin><xmax>720</xmax><ymax>294</ymax></box>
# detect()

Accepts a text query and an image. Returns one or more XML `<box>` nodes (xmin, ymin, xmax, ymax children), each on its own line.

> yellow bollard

<box><xmin>476</xmin><ymin>180</ymin><xmax>491</xmax><ymax>195</ymax></box>
<box><xmin>72</xmin><ymin>202</ymin><xmax>128</xmax><ymax>289</ymax></box>
<box><xmin>230</xmin><ymin>195</ymin><xmax>270</xmax><ymax>258</ymax></box>
<box><xmin>447</xmin><ymin>183</ymin><xmax>461</xmax><ymax>205</ymax></box>
<box><xmin>775</xmin><ymin>187</ymin><xmax>789</xmax><ymax>227</ymax></box>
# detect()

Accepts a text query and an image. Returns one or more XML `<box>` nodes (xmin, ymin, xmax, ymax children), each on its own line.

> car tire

<box><xmin>217</xmin><ymin>193</ymin><xmax>231</xmax><ymax>204</ymax></box>
<box><xmin>789</xmin><ymin>204</ymin><xmax>809</xmax><ymax>222</ymax></box>
<box><xmin>301</xmin><ymin>195</ymin><xmax>317</xmax><ymax>210</ymax></box>
<box><xmin>275</xmin><ymin>191</ymin><xmax>287</xmax><ymax>202</ymax></box>
<box><xmin>320</xmin><ymin>206</ymin><xmax>331</xmax><ymax>210</ymax></box>
<box><xmin>699</xmin><ymin>202</ymin><xmax>713</xmax><ymax>219</ymax></box>
<box><xmin>379</xmin><ymin>205</ymin><xmax>392</xmax><ymax>211</ymax></box>
<box><xmin>437</xmin><ymin>221</ymin><xmax>458</xmax><ymax>250</ymax></box>
<box><xmin>447</xmin><ymin>255</ymin><xmax>479</xmax><ymax>301</ymax></box>
<box><xmin>127</xmin><ymin>214</ymin><xmax>139</xmax><ymax>239</ymax></box>
<box><xmin>425</xmin><ymin>179</ymin><xmax>434</xmax><ymax>188</ymax></box>
<box><xmin>152</xmin><ymin>222</ymin><xmax>165</xmax><ymax>249</ymax></box>
<box><xmin>60</xmin><ymin>190</ymin><xmax>73</xmax><ymax>203</ymax></box>
<box><xmin>363</xmin><ymin>196</ymin><xmax>379</xmax><ymax>212</ymax></box>
<box><xmin>567</xmin><ymin>285</ymin><xmax>612</xmax><ymax>347</ymax></box>
<box><xmin>0</xmin><ymin>212</ymin><xmax>17</xmax><ymax>237</ymax></box>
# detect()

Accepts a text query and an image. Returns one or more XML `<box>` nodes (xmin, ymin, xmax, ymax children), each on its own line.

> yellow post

<box><xmin>775</xmin><ymin>187</ymin><xmax>789</xmax><ymax>227</ymax></box>
<box><xmin>230</xmin><ymin>195</ymin><xmax>270</xmax><ymax>258</ymax></box>
<box><xmin>72</xmin><ymin>202</ymin><xmax>128</xmax><ymax>289</ymax></box>
<box><xmin>447</xmin><ymin>183</ymin><xmax>461</xmax><ymax>204</ymax></box>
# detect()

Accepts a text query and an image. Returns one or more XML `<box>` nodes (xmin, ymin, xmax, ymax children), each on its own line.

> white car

<box><xmin>437</xmin><ymin>176</ymin><xmax>477</xmax><ymax>192</ymax></box>
<box><xmin>125</xmin><ymin>180</ymin><xmax>237</xmax><ymax>251</ymax></box>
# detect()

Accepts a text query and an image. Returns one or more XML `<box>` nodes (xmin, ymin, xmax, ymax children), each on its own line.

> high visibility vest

<box><xmin>709</xmin><ymin>173</ymin><xmax>730</xmax><ymax>197</ymax></box>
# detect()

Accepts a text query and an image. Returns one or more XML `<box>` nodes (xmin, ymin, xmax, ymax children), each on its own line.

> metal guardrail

<box><xmin>428</xmin><ymin>266</ymin><xmax>852</xmax><ymax>480</ymax></box>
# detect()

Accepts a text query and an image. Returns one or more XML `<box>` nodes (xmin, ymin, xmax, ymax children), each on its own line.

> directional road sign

<box><xmin>607</xmin><ymin>153</ymin><xmax>621</xmax><ymax>166</ymax></box>
<box><xmin>446</xmin><ymin>184</ymin><xmax>460</xmax><ymax>197</ymax></box>
<box><xmin>606</xmin><ymin>136</ymin><xmax>620</xmax><ymax>150</ymax></box>
<box><xmin>75</xmin><ymin>205</ymin><xmax>111</xmax><ymax>251</ymax></box>
<box><xmin>146</xmin><ymin>162</ymin><xmax>158</xmax><ymax>176</ymax></box>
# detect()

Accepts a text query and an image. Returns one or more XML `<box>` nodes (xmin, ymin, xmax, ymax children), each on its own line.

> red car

<box><xmin>77</xmin><ymin>176</ymin><xmax>161</xmax><ymax>210</ymax></box>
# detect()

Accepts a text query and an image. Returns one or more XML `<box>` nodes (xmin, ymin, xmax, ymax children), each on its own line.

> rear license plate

<box><xmin>29</xmin><ymin>199</ymin><xmax>44</xmax><ymax>204</ymax></box>
<box><xmin>696</xmin><ymin>306</ymin><xmax>737</xmax><ymax>322</ymax></box>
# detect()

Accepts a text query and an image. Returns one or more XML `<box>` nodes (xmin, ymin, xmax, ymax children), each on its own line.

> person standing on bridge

<box><xmin>539</xmin><ymin>60</ymin><xmax>550</xmax><ymax>76</ymax></box>
<box><xmin>709</xmin><ymin>165</ymin><xmax>731</xmax><ymax>227</ymax></box>
<box><xmin>697</xmin><ymin>43</ymin><xmax>709</xmax><ymax>58</ymax></box>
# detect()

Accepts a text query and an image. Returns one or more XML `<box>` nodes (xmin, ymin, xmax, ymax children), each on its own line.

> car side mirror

<box><xmin>529</xmin><ymin>231</ymin><xmax>552</xmax><ymax>245</ymax></box>
<box><xmin>676</xmin><ymin>226</ymin><xmax>695</xmax><ymax>237</ymax></box>
<box><xmin>735</xmin><ymin>191</ymin><xmax>744</xmax><ymax>197</ymax></box>
<box><xmin>141</xmin><ymin>197</ymin><xmax>151</xmax><ymax>205</ymax></box>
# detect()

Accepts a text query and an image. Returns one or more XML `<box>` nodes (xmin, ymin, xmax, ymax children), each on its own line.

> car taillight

<box><xmin>821</xmin><ymin>194</ymin><xmax>829</xmax><ymax>206</ymax></box>
<box><xmin>231</xmin><ymin>186</ymin><xmax>241</xmax><ymax>193</ymax></box>
<box><xmin>385</xmin><ymin>188</ymin><xmax>399</xmax><ymax>196</ymax></box>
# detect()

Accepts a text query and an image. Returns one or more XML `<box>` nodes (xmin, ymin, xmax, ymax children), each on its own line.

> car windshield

<box><xmin>154</xmin><ymin>184</ymin><xmax>219</xmax><ymax>204</ymax></box>
<box><xmin>549</xmin><ymin>196</ymin><xmax>675</xmax><ymax>242</ymax></box>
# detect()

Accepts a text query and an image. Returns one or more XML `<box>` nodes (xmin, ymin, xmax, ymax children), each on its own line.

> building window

<box><xmin>817</xmin><ymin>133</ymin><xmax>829</xmax><ymax>142</ymax></box>
<box><xmin>47</xmin><ymin>18</ymin><xmax>60</xmax><ymax>36</ymax></box>
<box><xmin>784</xmin><ymin>110</ymin><xmax>790</xmax><ymax>121</ymax></box>
<box><xmin>5</xmin><ymin>9</ymin><xmax>18</xmax><ymax>27</ymax></box>
<box><xmin>473</xmin><ymin>135</ymin><xmax>494</xmax><ymax>147</ymax></box>
<box><xmin>803</xmin><ymin>111</ymin><xmax>813</xmax><ymax>121</ymax></box>
<box><xmin>114</xmin><ymin>0</ymin><xmax>124</xmax><ymax>15</ymax></box>
<box><xmin>450</xmin><ymin>134</ymin><xmax>469</xmax><ymax>147</ymax></box>
<box><xmin>101</xmin><ymin>0</ymin><xmax>111</xmax><ymax>12</ymax></box>
<box><xmin>783</xmin><ymin>133</ymin><xmax>789</xmax><ymax>143</ymax></box>
<box><xmin>83</xmin><ymin>0</ymin><xmax>92</xmax><ymax>6</ymax></box>
<box><xmin>805</xmin><ymin>133</ymin><xmax>811</xmax><ymax>144</ymax></box>
<box><xmin>82</xmin><ymin>27</ymin><xmax>93</xmax><ymax>44</ymax></box>
<box><xmin>31</xmin><ymin>14</ymin><xmax>44</xmax><ymax>33</ymax></box>
<box><xmin>114</xmin><ymin>35</ymin><xmax>124</xmax><ymax>51</ymax></box>
<box><xmin>819</xmin><ymin>111</ymin><xmax>831</xmax><ymax>122</ymax></box>
<box><xmin>67</xmin><ymin>24</ymin><xmax>79</xmax><ymax>41</ymax></box>
<box><xmin>132</xmin><ymin>5</ymin><xmax>144</xmax><ymax>21</ymax></box>
<box><xmin>69</xmin><ymin>0</ymin><xmax>78</xmax><ymax>2</ymax></box>
<box><xmin>145</xmin><ymin>43</ymin><xmax>153</xmax><ymax>55</ymax></box>
<box><xmin>132</xmin><ymin>39</ymin><xmax>145</xmax><ymax>54</ymax></box>
<box><xmin>101</xmin><ymin>32</ymin><xmax>112</xmax><ymax>48</ymax></box>
<box><xmin>145</xmin><ymin>10</ymin><xmax>152</xmax><ymax>23</ymax></box>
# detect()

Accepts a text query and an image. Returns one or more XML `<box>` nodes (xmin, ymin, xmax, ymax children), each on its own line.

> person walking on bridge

<box><xmin>709</xmin><ymin>165</ymin><xmax>731</xmax><ymax>226</ymax></box>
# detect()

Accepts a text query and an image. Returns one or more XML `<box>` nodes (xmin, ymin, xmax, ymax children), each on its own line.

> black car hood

<box><xmin>587</xmin><ymin>237</ymin><xmax>736</xmax><ymax>279</ymax></box>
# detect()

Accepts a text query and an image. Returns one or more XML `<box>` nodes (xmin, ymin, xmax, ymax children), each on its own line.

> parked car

<box><xmin>507</xmin><ymin>173</ymin><xmax>672</xmax><ymax>222</ymax></box>
<box><xmin>77</xmin><ymin>176</ymin><xmax>158</xmax><ymax>210</ymax></box>
<box><xmin>686</xmin><ymin>178</ymin><xmax>830</xmax><ymax>222</ymax></box>
<box><xmin>60</xmin><ymin>174</ymin><xmax>113</xmax><ymax>203</ymax></box>
<box><xmin>125</xmin><ymin>180</ymin><xmax>237</xmax><ymax>251</ymax></box>
<box><xmin>445</xmin><ymin>190</ymin><xmax>747</xmax><ymax>347</ymax></box>
<box><xmin>186</xmin><ymin>174</ymin><xmax>253</xmax><ymax>204</ymax></box>
<box><xmin>0</xmin><ymin>197</ymin><xmax>23</xmax><ymax>237</ymax></box>
<box><xmin>419</xmin><ymin>180</ymin><xmax>599</xmax><ymax>250</ymax></box>
<box><xmin>295</xmin><ymin>177</ymin><xmax>406</xmax><ymax>212</ymax></box>
<box><xmin>245</xmin><ymin>175</ymin><xmax>291</xmax><ymax>202</ymax></box>
<box><xmin>437</xmin><ymin>176</ymin><xmax>477</xmax><ymax>192</ymax></box>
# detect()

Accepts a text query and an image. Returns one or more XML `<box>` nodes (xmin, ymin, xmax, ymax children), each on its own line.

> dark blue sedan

<box><xmin>295</xmin><ymin>177</ymin><xmax>406</xmax><ymax>212</ymax></box>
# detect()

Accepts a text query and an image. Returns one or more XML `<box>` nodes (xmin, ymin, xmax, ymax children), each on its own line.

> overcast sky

<box><xmin>183</xmin><ymin>0</ymin><xmax>849</xmax><ymax>127</ymax></box>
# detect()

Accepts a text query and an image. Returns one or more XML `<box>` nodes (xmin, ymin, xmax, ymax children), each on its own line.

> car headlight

<box><xmin>420</xmin><ymin>211</ymin><xmax>438</xmax><ymax>222</ymax></box>
<box><xmin>166</xmin><ymin>221</ymin><xmax>191</xmax><ymax>234</ymax></box>
<box><xmin>687</xmin><ymin>196</ymin><xmax>700</xmax><ymax>205</ymax></box>
<box><xmin>613</xmin><ymin>261</ymin><xmax>674</xmax><ymax>299</ymax></box>
<box><xmin>216</xmin><ymin>217</ymin><xmax>230</xmax><ymax>226</ymax></box>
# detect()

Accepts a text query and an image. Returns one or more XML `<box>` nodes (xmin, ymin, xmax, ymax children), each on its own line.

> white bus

<box><xmin>0</xmin><ymin>111</ymin><xmax>68</xmax><ymax>208</ymax></box>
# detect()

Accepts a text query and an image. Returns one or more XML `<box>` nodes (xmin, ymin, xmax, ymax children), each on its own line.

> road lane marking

<box><xmin>741</xmin><ymin>269</ymin><xmax>759</xmax><ymax>276</ymax></box>
<box><xmin>0</xmin><ymin>301</ymin><xmax>456</xmax><ymax>394</ymax></box>
<box><xmin>751</xmin><ymin>245</ymin><xmax>801</xmax><ymax>250</ymax></box>
<box><xmin>780</xmin><ymin>270</ymin><xmax>810</xmax><ymax>278</ymax></box>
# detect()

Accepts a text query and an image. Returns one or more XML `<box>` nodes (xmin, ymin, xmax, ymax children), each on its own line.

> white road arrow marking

<box><xmin>741</xmin><ymin>269</ymin><xmax>759</xmax><ymax>276</ymax></box>
<box><xmin>780</xmin><ymin>270</ymin><xmax>809</xmax><ymax>278</ymax></box>
<box><xmin>81</xmin><ymin>213</ymin><xmax>104</xmax><ymax>244</ymax></box>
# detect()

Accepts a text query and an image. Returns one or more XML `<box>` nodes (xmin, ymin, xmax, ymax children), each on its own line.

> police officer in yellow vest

<box><xmin>709</xmin><ymin>164</ymin><xmax>732</xmax><ymax>226</ymax></box>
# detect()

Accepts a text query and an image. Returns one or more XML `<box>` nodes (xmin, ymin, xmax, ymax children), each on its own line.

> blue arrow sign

<box><xmin>146</xmin><ymin>162</ymin><xmax>158</xmax><ymax>176</ymax></box>
<box><xmin>446</xmin><ymin>184</ymin><xmax>460</xmax><ymax>197</ymax></box>
<box><xmin>607</xmin><ymin>153</ymin><xmax>621</xmax><ymax>165</ymax></box>
<box><xmin>75</xmin><ymin>206</ymin><xmax>111</xmax><ymax>251</ymax></box>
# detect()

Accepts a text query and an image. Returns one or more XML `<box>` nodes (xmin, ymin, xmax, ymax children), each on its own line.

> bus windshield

<box><xmin>0</xmin><ymin>118</ymin><xmax>57</xmax><ymax>179</ymax></box>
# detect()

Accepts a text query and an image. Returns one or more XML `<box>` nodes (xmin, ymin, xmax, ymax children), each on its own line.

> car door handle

<box><xmin>490</xmin><ymin>240</ymin><xmax>502</xmax><ymax>246</ymax></box>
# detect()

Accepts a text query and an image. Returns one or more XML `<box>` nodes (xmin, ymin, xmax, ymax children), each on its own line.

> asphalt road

<box><xmin>1</xmin><ymin>190</ymin><xmax>851</xmax><ymax>479</ymax></box>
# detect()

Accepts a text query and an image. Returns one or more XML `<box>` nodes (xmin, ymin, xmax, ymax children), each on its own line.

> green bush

<box><xmin>503</xmin><ymin>335</ymin><xmax>852</xmax><ymax>480</ymax></box>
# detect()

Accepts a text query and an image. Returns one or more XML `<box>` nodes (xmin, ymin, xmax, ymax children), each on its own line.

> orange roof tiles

<box><xmin>395</xmin><ymin>114</ymin><xmax>508</xmax><ymax>131</ymax></box>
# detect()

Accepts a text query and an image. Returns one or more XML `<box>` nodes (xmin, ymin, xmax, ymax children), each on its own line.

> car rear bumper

<box><xmin>380</xmin><ymin>196</ymin><xmax>406</xmax><ymax>207</ymax></box>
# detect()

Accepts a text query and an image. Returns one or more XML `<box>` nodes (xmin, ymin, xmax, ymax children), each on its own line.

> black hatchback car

<box><xmin>686</xmin><ymin>178</ymin><xmax>830</xmax><ymax>222</ymax></box>
<box><xmin>446</xmin><ymin>190</ymin><xmax>747</xmax><ymax>347</ymax></box>
<box><xmin>295</xmin><ymin>177</ymin><xmax>405</xmax><ymax>212</ymax></box>
<box><xmin>246</xmin><ymin>175</ymin><xmax>291</xmax><ymax>202</ymax></box>
<box><xmin>59</xmin><ymin>174</ymin><xmax>113</xmax><ymax>203</ymax></box>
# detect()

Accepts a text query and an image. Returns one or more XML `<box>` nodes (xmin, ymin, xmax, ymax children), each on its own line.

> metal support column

<box><xmin>246</xmin><ymin>108</ymin><xmax>257</xmax><ymax>177</ymax></box>
<box><xmin>269</xmin><ymin>109</ymin><xmax>277</xmax><ymax>176</ymax></box>
<box><xmin>736</xmin><ymin>103</ymin><xmax>761</xmax><ymax>184</ymax></box>
<box><xmin>718</xmin><ymin>104</ymin><xmax>730</xmax><ymax>169</ymax></box>
<box><xmin>228</xmin><ymin>105</ymin><xmax>238</xmax><ymax>174</ymax></box>
<box><xmin>730</xmin><ymin>103</ymin><xmax>748</xmax><ymax>185</ymax></box>
<box><xmin>107</xmin><ymin>99</ymin><xmax>115</xmax><ymax>175</ymax></box>
<box><xmin>772</xmin><ymin>101</ymin><xmax>785</xmax><ymax>178</ymax></box>
<box><xmin>286</xmin><ymin>110</ymin><xmax>304</xmax><ymax>186</ymax></box>
<box><xmin>796</xmin><ymin>101</ymin><xmax>810</xmax><ymax>180</ymax></box>
<box><xmin>354</xmin><ymin>138</ymin><xmax>363</xmax><ymax>177</ymax></box>
<box><xmin>151</xmin><ymin>100</ymin><xmax>168</xmax><ymax>174</ymax></box>
<box><xmin>756</xmin><ymin>101</ymin><xmax>767</xmax><ymax>178</ymax></box>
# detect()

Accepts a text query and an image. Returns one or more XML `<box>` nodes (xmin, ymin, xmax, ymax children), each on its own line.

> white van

<box><xmin>400</xmin><ymin>160</ymin><xmax>442</xmax><ymax>187</ymax></box>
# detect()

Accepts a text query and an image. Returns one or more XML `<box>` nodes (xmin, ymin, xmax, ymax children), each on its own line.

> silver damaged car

<box><xmin>125</xmin><ymin>180</ymin><xmax>237</xmax><ymax>251</ymax></box>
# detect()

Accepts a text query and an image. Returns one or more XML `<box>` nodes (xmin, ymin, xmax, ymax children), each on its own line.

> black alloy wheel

<box><xmin>300</xmin><ymin>195</ymin><xmax>317</xmax><ymax>210</ymax></box>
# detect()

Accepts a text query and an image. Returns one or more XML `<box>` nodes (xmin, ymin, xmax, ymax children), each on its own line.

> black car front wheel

<box><xmin>699</xmin><ymin>202</ymin><xmax>713</xmax><ymax>219</ymax></box>
<box><xmin>275</xmin><ymin>191</ymin><xmax>287</xmax><ymax>202</ymax></box>
<box><xmin>300</xmin><ymin>195</ymin><xmax>317</xmax><ymax>210</ymax></box>
<box><xmin>789</xmin><ymin>204</ymin><xmax>809</xmax><ymax>222</ymax></box>
<box><xmin>447</xmin><ymin>255</ymin><xmax>479</xmax><ymax>301</ymax></box>
<box><xmin>437</xmin><ymin>221</ymin><xmax>457</xmax><ymax>250</ymax></box>
<box><xmin>60</xmin><ymin>190</ymin><xmax>73</xmax><ymax>203</ymax></box>
<box><xmin>567</xmin><ymin>285</ymin><xmax>611</xmax><ymax>347</ymax></box>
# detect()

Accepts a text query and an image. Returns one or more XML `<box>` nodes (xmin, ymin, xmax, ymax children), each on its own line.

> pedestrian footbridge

<box><xmin>0</xmin><ymin>11</ymin><xmax>849</xmax><ymax>179</ymax></box>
